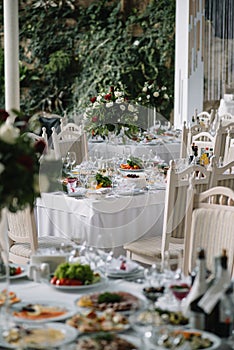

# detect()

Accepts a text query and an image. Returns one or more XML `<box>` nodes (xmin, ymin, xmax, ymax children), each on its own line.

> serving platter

<box><xmin>0</xmin><ymin>322</ymin><xmax>78</xmax><ymax>349</ymax></box>
<box><xmin>48</xmin><ymin>275</ymin><xmax>107</xmax><ymax>291</ymax></box>
<box><xmin>11</xmin><ymin>300</ymin><xmax>77</xmax><ymax>323</ymax></box>
<box><xmin>0</xmin><ymin>264</ymin><xmax>27</xmax><ymax>280</ymax></box>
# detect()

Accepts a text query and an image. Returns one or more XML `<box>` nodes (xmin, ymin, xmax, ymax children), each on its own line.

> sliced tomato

<box><xmin>69</xmin><ymin>279</ymin><xmax>83</xmax><ymax>286</ymax></box>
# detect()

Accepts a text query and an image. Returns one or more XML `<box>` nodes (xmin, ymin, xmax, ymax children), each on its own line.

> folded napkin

<box><xmin>68</xmin><ymin>187</ymin><xmax>87</xmax><ymax>197</ymax></box>
<box><xmin>108</xmin><ymin>255</ymin><xmax>139</xmax><ymax>274</ymax></box>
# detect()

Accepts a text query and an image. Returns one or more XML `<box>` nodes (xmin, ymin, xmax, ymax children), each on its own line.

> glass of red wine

<box><xmin>169</xmin><ymin>282</ymin><xmax>191</xmax><ymax>311</ymax></box>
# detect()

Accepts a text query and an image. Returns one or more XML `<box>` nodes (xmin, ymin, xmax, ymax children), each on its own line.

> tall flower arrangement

<box><xmin>0</xmin><ymin>109</ymin><xmax>46</xmax><ymax>213</ymax></box>
<box><xmin>137</xmin><ymin>80</ymin><xmax>172</xmax><ymax>115</ymax></box>
<box><xmin>83</xmin><ymin>86</ymin><xmax>141</xmax><ymax>139</ymax></box>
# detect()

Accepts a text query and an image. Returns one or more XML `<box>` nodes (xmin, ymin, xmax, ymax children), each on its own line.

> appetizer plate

<box><xmin>155</xmin><ymin>329</ymin><xmax>221</xmax><ymax>350</ymax></box>
<box><xmin>48</xmin><ymin>275</ymin><xmax>107</xmax><ymax>292</ymax></box>
<box><xmin>0</xmin><ymin>322</ymin><xmax>78</xmax><ymax>349</ymax></box>
<box><xmin>75</xmin><ymin>290</ymin><xmax>145</xmax><ymax>312</ymax></box>
<box><xmin>66</xmin><ymin>309</ymin><xmax>130</xmax><ymax>333</ymax></box>
<box><xmin>11</xmin><ymin>300</ymin><xmax>77</xmax><ymax>323</ymax></box>
<box><xmin>0</xmin><ymin>264</ymin><xmax>27</xmax><ymax>280</ymax></box>
<box><xmin>119</xmin><ymin>167</ymin><xmax>144</xmax><ymax>173</ymax></box>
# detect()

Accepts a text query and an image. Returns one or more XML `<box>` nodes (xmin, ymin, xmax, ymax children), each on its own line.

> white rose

<box><xmin>0</xmin><ymin>162</ymin><xmax>5</xmax><ymax>175</ymax></box>
<box><xmin>0</xmin><ymin>124</ymin><xmax>20</xmax><ymax>144</ymax></box>
<box><xmin>116</xmin><ymin>98</ymin><xmax>124</xmax><ymax>104</ymax></box>
<box><xmin>114</xmin><ymin>91</ymin><xmax>123</xmax><ymax>98</ymax></box>
<box><xmin>128</xmin><ymin>104</ymin><xmax>135</xmax><ymax>112</ymax></box>
<box><xmin>120</xmin><ymin>105</ymin><xmax>126</xmax><ymax>111</ymax></box>
<box><xmin>142</xmin><ymin>86</ymin><xmax>147</xmax><ymax>92</ymax></box>
<box><xmin>106</xmin><ymin>101</ymin><xmax>114</xmax><ymax>108</ymax></box>
<box><xmin>153</xmin><ymin>91</ymin><xmax>160</xmax><ymax>97</ymax></box>
<box><xmin>93</xmin><ymin>101</ymin><xmax>100</xmax><ymax>108</ymax></box>
<box><xmin>96</xmin><ymin>95</ymin><xmax>102</xmax><ymax>102</ymax></box>
<box><xmin>146</xmin><ymin>95</ymin><xmax>150</xmax><ymax>100</ymax></box>
<box><xmin>161</xmin><ymin>86</ymin><xmax>167</xmax><ymax>91</ymax></box>
<box><xmin>138</xmin><ymin>97</ymin><xmax>142</xmax><ymax>101</ymax></box>
<box><xmin>164</xmin><ymin>93</ymin><xmax>169</xmax><ymax>100</ymax></box>
<box><xmin>133</xmin><ymin>114</ymin><xmax>138</xmax><ymax>121</ymax></box>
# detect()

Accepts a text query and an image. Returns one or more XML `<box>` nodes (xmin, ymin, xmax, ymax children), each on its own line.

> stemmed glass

<box><xmin>95</xmin><ymin>232</ymin><xmax>114</xmax><ymax>278</ymax></box>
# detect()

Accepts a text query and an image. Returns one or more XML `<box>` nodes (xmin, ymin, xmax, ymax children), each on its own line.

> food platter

<box><xmin>75</xmin><ymin>290</ymin><xmax>143</xmax><ymax>312</ymax></box>
<box><xmin>119</xmin><ymin>167</ymin><xmax>144</xmax><ymax>173</ymax></box>
<box><xmin>66</xmin><ymin>308</ymin><xmax>130</xmax><ymax>333</ymax></box>
<box><xmin>0</xmin><ymin>322</ymin><xmax>78</xmax><ymax>349</ymax></box>
<box><xmin>155</xmin><ymin>328</ymin><xmax>221</xmax><ymax>350</ymax></box>
<box><xmin>71</xmin><ymin>333</ymin><xmax>144</xmax><ymax>350</ymax></box>
<box><xmin>48</xmin><ymin>275</ymin><xmax>107</xmax><ymax>291</ymax></box>
<box><xmin>0</xmin><ymin>264</ymin><xmax>27</xmax><ymax>280</ymax></box>
<box><xmin>11</xmin><ymin>300</ymin><xmax>77</xmax><ymax>323</ymax></box>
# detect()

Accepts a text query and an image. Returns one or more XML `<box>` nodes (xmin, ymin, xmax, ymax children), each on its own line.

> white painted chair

<box><xmin>180</xmin><ymin>122</ymin><xmax>207</xmax><ymax>158</ymax></box>
<box><xmin>208</xmin><ymin>156</ymin><xmax>234</xmax><ymax>191</ymax></box>
<box><xmin>51</xmin><ymin>127</ymin><xmax>88</xmax><ymax>164</ymax></box>
<box><xmin>223</xmin><ymin>127</ymin><xmax>234</xmax><ymax>164</ymax></box>
<box><xmin>123</xmin><ymin>160</ymin><xmax>211</xmax><ymax>266</ymax></box>
<box><xmin>183</xmin><ymin>185</ymin><xmax>234</xmax><ymax>277</ymax></box>
<box><xmin>7</xmin><ymin>207</ymin><xmax>73</xmax><ymax>265</ymax></box>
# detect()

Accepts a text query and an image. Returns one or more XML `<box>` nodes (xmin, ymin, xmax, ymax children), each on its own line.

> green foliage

<box><xmin>0</xmin><ymin>0</ymin><xmax>175</xmax><ymax>119</ymax></box>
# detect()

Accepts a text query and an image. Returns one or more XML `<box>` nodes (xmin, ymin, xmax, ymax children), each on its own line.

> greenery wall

<box><xmin>0</xmin><ymin>0</ymin><xmax>175</xmax><ymax>120</ymax></box>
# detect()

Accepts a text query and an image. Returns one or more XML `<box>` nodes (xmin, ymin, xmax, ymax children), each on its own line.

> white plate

<box><xmin>11</xmin><ymin>300</ymin><xmax>77</xmax><ymax>323</ymax></box>
<box><xmin>0</xmin><ymin>264</ymin><xmax>28</xmax><ymax>280</ymax></box>
<box><xmin>0</xmin><ymin>322</ymin><xmax>78</xmax><ymax>349</ymax></box>
<box><xmin>117</xmin><ymin>189</ymin><xmax>146</xmax><ymax>196</ymax></box>
<box><xmin>49</xmin><ymin>276</ymin><xmax>107</xmax><ymax>291</ymax></box>
<box><xmin>107</xmin><ymin>265</ymin><xmax>144</xmax><ymax>278</ymax></box>
<box><xmin>155</xmin><ymin>329</ymin><xmax>221</xmax><ymax>350</ymax></box>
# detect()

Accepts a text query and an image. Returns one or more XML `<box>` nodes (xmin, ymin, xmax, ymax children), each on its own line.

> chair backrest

<box><xmin>190</xmin><ymin>131</ymin><xmax>215</xmax><ymax>157</ymax></box>
<box><xmin>185</xmin><ymin>124</ymin><xmax>208</xmax><ymax>157</ymax></box>
<box><xmin>208</xmin><ymin>156</ymin><xmax>234</xmax><ymax>190</ymax></box>
<box><xmin>223</xmin><ymin>127</ymin><xmax>234</xmax><ymax>163</ymax></box>
<box><xmin>183</xmin><ymin>185</ymin><xmax>234</xmax><ymax>277</ymax></box>
<box><xmin>213</xmin><ymin>120</ymin><xmax>234</xmax><ymax>161</ymax></box>
<box><xmin>197</xmin><ymin>110</ymin><xmax>214</xmax><ymax>128</ymax></box>
<box><xmin>51</xmin><ymin>127</ymin><xmax>88</xmax><ymax>163</ymax></box>
<box><xmin>7</xmin><ymin>207</ymin><xmax>38</xmax><ymax>252</ymax></box>
<box><xmin>161</xmin><ymin>160</ymin><xmax>211</xmax><ymax>257</ymax></box>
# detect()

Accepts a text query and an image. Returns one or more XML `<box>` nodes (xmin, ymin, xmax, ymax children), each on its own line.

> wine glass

<box><xmin>95</xmin><ymin>232</ymin><xmax>114</xmax><ymax>277</ymax></box>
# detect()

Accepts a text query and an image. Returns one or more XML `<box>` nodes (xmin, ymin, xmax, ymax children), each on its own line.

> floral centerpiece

<box><xmin>0</xmin><ymin>109</ymin><xmax>46</xmax><ymax>213</ymax></box>
<box><xmin>83</xmin><ymin>85</ymin><xmax>142</xmax><ymax>140</ymax></box>
<box><xmin>137</xmin><ymin>80</ymin><xmax>172</xmax><ymax>114</ymax></box>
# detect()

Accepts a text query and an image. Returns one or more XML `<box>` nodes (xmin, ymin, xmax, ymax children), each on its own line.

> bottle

<box><xmin>185</xmin><ymin>248</ymin><xmax>209</xmax><ymax>330</ymax></box>
<box><xmin>200</xmin><ymin>249</ymin><xmax>233</xmax><ymax>338</ymax></box>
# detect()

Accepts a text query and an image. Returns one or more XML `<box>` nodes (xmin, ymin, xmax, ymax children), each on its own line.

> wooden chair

<box><xmin>51</xmin><ymin>127</ymin><xmax>88</xmax><ymax>164</ymax></box>
<box><xmin>123</xmin><ymin>160</ymin><xmax>211</xmax><ymax>265</ymax></box>
<box><xmin>7</xmin><ymin>206</ymin><xmax>73</xmax><ymax>265</ymax></box>
<box><xmin>208</xmin><ymin>156</ymin><xmax>234</xmax><ymax>191</ymax></box>
<box><xmin>183</xmin><ymin>185</ymin><xmax>234</xmax><ymax>277</ymax></box>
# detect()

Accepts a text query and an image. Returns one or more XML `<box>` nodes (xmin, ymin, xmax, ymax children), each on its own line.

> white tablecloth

<box><xmin>89</xmin><ymin>140</ymin><xmax>180</xmax><ymax>164</ymax></box>
<box><xmin>36</xmin><ymin>190</ymin><xmax>165</xmax><ymax>250</ymax></box>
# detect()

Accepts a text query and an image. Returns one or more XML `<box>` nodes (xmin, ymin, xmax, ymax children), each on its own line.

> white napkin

<box><xmin>198</xmin><ymin>270</ymin><xmax>231</xmax><ymax>314</ymax></box>
<box><xmin>68</xmin><ymin>187</ymin><xmax>87</xmax><ymax>197</ymax></box>
<box><xmin>108</xmin><ymin>256</ymin><xmax>139</xmax><ymax>274</ymax></box>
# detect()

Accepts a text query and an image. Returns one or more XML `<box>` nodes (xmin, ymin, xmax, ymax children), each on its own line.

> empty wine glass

<box><xmin>96</xmin><ymin>232</ymin><xmax>114</xmax><ymax>277</ymax></box>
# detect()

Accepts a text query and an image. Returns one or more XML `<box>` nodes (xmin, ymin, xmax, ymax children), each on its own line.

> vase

<box><xmin>0</xmin><ymin>208</ymin><xmax>10</xmax><ymax>328</ymax></box>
